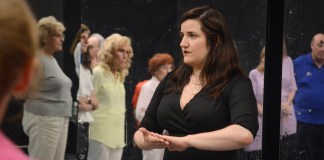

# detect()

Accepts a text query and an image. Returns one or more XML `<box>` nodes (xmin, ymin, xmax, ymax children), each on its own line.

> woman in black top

<box><xmin>133</xmin><ymin>6</ymin><xmax>258</xmax><ymax>160</ymax></box>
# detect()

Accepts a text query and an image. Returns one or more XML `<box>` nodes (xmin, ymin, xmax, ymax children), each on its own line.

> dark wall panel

<box><xmin>27</xmin><ymin>0</ymin><xmax>65</xmax><ymax>67</ymax></box>
<box><xmin>285</xmin><ymin>0</ymin><xmax>324</xmax><ymax>58</ymax></box>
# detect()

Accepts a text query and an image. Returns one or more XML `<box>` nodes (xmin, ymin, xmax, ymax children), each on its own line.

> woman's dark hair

<box><xmin>81</xmin><ymin>47</ymin><xmax>92</xmax><ymax>72</ymax></box>
<box><xmin>70</xmin><ymin>24</ymin><xmax>89</xmax><ymax>55</ymax></box>
<box><xmin>169</xmin><ymin>6</ymin><xmax>244</xmax><ymax>99</ymax></box>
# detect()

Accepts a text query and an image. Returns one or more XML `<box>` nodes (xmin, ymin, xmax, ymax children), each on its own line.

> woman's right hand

<box><xmin>257</xmin><ymin>103</ymin><xmax>263</xmax><ymax>116</ymax></box>
<box><xmin>281</xmin><ymin>103</ymin><xmax>291</xmax><ymax>117</ymax></box>
<box><xmin>135</xmin><ymin>127</ymin><xmax>169</xmax><ymax>150</ymax></box>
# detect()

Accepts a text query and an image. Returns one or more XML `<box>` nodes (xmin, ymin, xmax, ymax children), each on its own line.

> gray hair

<box><xmin>90</xmin><ymin>33</ymin><xmax>104</xmax><ymax>48</ymax></box>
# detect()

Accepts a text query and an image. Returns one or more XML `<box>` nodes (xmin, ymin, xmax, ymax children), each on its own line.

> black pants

<box><xmin>77</xmin><ymin>122</ymin><xmax>89</xmax><ymax>160</ymax></box>
<box><xmin>296</xmin><ymin>122</ymin><xmax>324</xmax><ymax>160</ymax></box>
<box><xmin>280</xmin><ymin>134</ymin><xmax>299</xmax><ymax>160</ymax></box>
<box><xmin>244</xmin><ymin>150</ymin><xmax>262</xmax><ymax>160</ymax></box>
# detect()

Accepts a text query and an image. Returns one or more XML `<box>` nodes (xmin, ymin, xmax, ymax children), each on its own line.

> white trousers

<box><xmin>88</xmin><ymin>139</ymin><xmax>123</xmax><ymax>160</ymax></box>
<box><xmin>22</xmin><ymin>111</ymin><xmax>69</xmax><ymax>160</ymax></box>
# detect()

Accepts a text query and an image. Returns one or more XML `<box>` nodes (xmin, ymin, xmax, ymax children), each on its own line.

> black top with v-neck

<box><xmin>140</xmin><ymin>72</ymin><xmax>258</xmax><ymax>160</ymax></box>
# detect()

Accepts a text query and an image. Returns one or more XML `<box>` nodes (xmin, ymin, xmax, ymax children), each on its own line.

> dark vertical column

<box><xmin>63</xmin><ymin>0</ymin><xmax>80</xmax><ymax>101</ymax></box>
<box><xmin>262</xmin><ymin>0</ymin><xmax>285</xmax><ymax>160</ymax></box>
<box><xmin>63</xmin><ymin>0</ymin><xmax>80</xmax><ymax>159</ymax></box>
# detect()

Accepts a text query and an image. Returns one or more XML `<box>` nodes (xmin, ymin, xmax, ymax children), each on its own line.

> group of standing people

<box><xmin>244</xmin><ymin>41</ymin><xmax>298</xmax><ymax>160</ymax></box>
<box><xmin>4</xmin><ymin>7</ymin><xmax>134</xmax><ymax>160</ymax></box>
<box><xmin>244</xmin><ymin>33</ymin><xmax>324</xmax><ymax>160</ymax></box>
<box><xmin>0</xmin><ymin>0</ymin><xmax>323</xmax><ymax>160</ymax></box>
<box><xmin>70</xmin><ymin>24</ymin><xmax>134</xmax><ymax>159</ymax></box>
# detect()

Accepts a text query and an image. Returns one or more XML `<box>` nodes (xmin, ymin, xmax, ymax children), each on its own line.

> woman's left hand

<box><xmin>155</xmin><ymin>134</ymin><xmax>189</xmax><ymax>151</ymax></box>
<box><xmin>281</xmin><ymin>103</ymin><xmax>291</xmax><ymax>116</ymax></box>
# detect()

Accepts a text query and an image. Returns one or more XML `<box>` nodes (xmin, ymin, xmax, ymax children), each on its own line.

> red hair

<box><xmin>148</xmin><ymin>53</ymin><xmax>174</xmax><ymax>76</ymax></box>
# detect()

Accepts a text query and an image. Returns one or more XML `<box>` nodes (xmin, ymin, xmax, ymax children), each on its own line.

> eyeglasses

<box><xmin>53</xmin><ymin>33</ymin><xmax>65</xmax><ymax>40</ymax></box>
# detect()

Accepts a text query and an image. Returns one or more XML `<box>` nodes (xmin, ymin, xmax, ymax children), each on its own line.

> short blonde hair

<box><xmin>256</xmin><ymin>47</ymin><xmax>265</xmax><ymax>72</ymax></box>
<box><xmin>98</xmin><ymin>33</ymin><xmax>133</xmax><ymax>82</ymax></box>
<box><xmin>0</xmin><ymin>0</ymin><xmax>38</xmax><ymax>98</ymax></box>
<box><xmin>37</xmin><ymin>16</ymin><xmax>65</xmax><ymax>47</ymax></box>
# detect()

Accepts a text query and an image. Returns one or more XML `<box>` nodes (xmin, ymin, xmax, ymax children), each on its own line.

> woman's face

<box><xmin>155</xmin><ymin>63</ymin><xmax>173</xmax><ymax>81</ymax></box>
<box><xmin>48</xmin><ymin>32</ymin><xmax>64</xmax><ymax>52</ymax></box>
<box><xmin>180</xmin><ymin>19</ymin><xmax>209</xmax><ymax>69</ymax></box>
<box><xmin>113</xmin><ymin>45</ymin><xmax>130</xmax><ymax>70</ymax></box>
<box><xmin>81</xmin><ymin>31</ymin><xmax>89</xmax><ymax>53</ymax></box>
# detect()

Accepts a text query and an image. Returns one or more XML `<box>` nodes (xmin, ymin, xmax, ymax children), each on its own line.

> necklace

<box><xmin>191</xmin><ymin>84</ymin><xmax>201</xmax><ymax>95</ymax></box>
<box><xmin>190</xmin><ymin>78</ymin><xmax>203</xmax><ymax>85</ymax></box>
<box><xmin>190</xmin><ymin>73</ymin><xmax>204</xmax><ymax>85</ymax></box>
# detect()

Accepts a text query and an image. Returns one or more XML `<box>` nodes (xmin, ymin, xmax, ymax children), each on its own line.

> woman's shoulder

<box><xmin>92</xmin><ymin>65</ymin><xmax>105</xmax><ymax>77</ymax></box>
<box><xmin>230</xmin><ymin>74</ymin><xmax>250</xmax><ymax>83</ymax></box>
<box><xmin>226</xmin><ymin>74</ymin><xmax>253</xmax><ymax>89</ymax></box>
<box><xmin>249</xmin><ymin>68</ymin><xmax>260</xmax><ymax>75</ymax></box>
<box><xmin>93</xmin><ymin>65</ymin><xmax>103</xmax><ymax>73</ymax></box>
<box><xmin>283</xmin><ymin>56</ymin><xmax>293</xmax><ymax>63</ymax></box>
<box><xmin>222</xmin><ymin>74</ymin><xmax>253</xmax><ymax>95</ymax></box>
<box><xmin>80</xmin><ymin>65</ymin><xmax>91</xmax><ymax>75</ymax></box>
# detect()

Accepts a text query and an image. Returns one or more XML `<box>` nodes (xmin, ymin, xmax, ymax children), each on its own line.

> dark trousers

<box><xmin>77</xmin><ymin>122</ymin><xmax>90</xmax><ymax>160</ymax></box>
<box><xmin>296</xmin><ymin>122</ymin><xmax>324</xmax><ymax>160</ymax></box>
<box><xmin>244</xmin><ymin>150</ymin><xmax>262</xmax><ymax>160</ymax></box>
<box><xmin>280</xmin><ymin>134</ymin><xmax>298</xmax><ymax>160</ymax></box>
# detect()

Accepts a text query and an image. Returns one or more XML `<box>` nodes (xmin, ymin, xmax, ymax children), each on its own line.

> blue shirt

<box><xmin>293</xmin><ymin>53</ymin><xmax>324</xmax><ymax>124</ymax></box>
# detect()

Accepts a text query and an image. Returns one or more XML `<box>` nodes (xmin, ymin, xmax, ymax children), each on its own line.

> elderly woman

<box><xmin>22</xmin><ymin>16</ymin><xmax>72</xmax><ymax>160</ymax></box>
<box><xmin>88</xmin><ymin>33</ymin><xmax>133</xmax><ymax>160</ymax></box>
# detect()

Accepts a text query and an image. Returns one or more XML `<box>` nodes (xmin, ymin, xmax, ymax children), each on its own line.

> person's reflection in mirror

<box><xmin>244</xmin><ymin>41</ymin><xmax>298</xmax><ymax>160</ymax></box>
<box><xmin>293</xmin><ymin>33</ymin><xmax>324</xmax><ymax>160</ymax></box>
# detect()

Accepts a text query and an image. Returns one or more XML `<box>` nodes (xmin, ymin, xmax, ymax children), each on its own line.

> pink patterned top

<box><xmin>0</xmin><ymin>131</ymin><xmax>29</xmax><ymax>160</ymax></box>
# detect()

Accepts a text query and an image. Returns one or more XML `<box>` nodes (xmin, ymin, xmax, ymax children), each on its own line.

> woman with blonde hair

<box><xmin>22</xmin><ymin>16</ymin><xmax>73</xmax><ymax>160</ymax></box>
<box><xmin>88</xmin><ymin>33</ymin><xmax>133</xmax><ymax>160</ymax></box>
<box><xmin>0</xmin><ymin>0</ymin><xmax>38</xmax><ymax>159</ymax></box>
